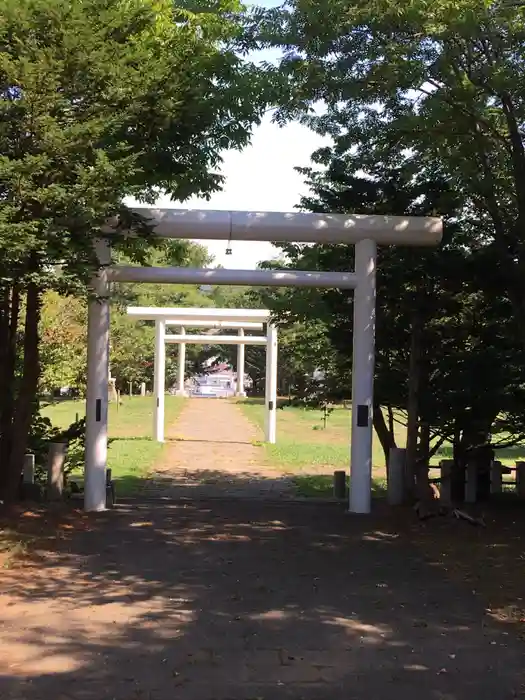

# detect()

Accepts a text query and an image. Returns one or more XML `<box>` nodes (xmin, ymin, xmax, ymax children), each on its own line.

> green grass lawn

<box><xmin>238</xmin><ymin>398</ymin><xmax>525</xmax><ymax>498</ymax></box>
<box><xmin>41</xmin><ymin>396</ymin><xmax>185</xmax><ymax>495</ymax></box>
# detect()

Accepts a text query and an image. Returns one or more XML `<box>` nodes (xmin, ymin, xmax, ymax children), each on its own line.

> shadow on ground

<box><xmin>140</xmin><ymin>468</ymin><xmax>296</xmax><ymax>501</ymax></box>
<box><xmin>0</xmin><ymin>499</ymin><xmax>523</xmax><ymax>700</ymax></box>
<box><xmin>170</xmin><ymin>438</ymin><xmax>256</xmax><ymax>446</ymax></box>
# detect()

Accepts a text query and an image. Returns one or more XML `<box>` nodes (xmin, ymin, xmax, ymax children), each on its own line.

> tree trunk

<box><xmin>0</xmin><ymin>285</ymin><xmax>20</xmax><ymax>471</ymax></box>
<box><xmin>0</xmin><ymin>286</ymin><xmax>10</xmax><ymax>435</ymax></box>
<box><xmin>387</xmin><ymin>405</ymin><xmax>395</xmax><ymax>442</ymax></box>
<box><xmin>373</xmin><ymin>402</ymin><xmax>396</xmax><ymax>466</ymax></box>
<box><xmin>452</xmin><ymin>418</ymin><xmax>496</xmax><ymax>503</ymax></box>
<box><xmin>1</xmin><ymin>283</ymin><xmax>41</xmax><ymax>502</ymax></box>
<box><xmin>405</xmin><ymin>310</ymin><xmax>423</xmax><ymax>496</ymax></box>
<box><xmin>414</xmin><ymin>421</ymin><xmax>432</xmax><ymax>501</ymax></box>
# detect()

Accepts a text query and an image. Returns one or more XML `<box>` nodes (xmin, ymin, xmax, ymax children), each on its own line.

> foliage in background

<box><xmin>248</xmin><ymin>0</ymin><xmax>525</xmax><ymax>498</ymax></box>
<box><xmin>0</xmin><ymin>0</ymin><xmax>277</xmax><ymax>500</ymax></box>
<box><xmin>39</xmin><ymin>292</ymin><xmax>86</xmax><ymax>393</ymax></box>
<box><xmin>26</xmin><ymin>412</ymin><xmax>87</xmax><ymax>486</ymax></box>
<box><xmin>254</xmin><ymin>0</ymin><xmax>525</xmax><ymax>336</ymax></box>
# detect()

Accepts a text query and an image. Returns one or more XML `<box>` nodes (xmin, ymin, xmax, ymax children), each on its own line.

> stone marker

<box><xmin>47</xmin><ymin>442</ymin><xmax>68</xmax><ymax>500</ymax></box>
<box><xmin>465</xmin><ymin>459</ymin><xmax>477</xmax><ymax>503</ymax></box>
<box><xmin>23</xmin><ymin>454</ymin><xmax>35</xmax><ymax>484</ymax></box>
<box><xmin>490</xmin><ymin>460</ymin><xmax>503</xmax><ymax>495</ymax></box>
<box><xmin>387</xmin><ymin>447</ymin><xmax>406</xmax><ymax>505</ymax></box>
<box><xmin>439</xmin><ymin>460</ymin><xmax>453</xmax><ymax>504</ymax></box>
<box><xmin>516</xmin><ymin>461</ymin><xmax>525</xmax><ymax>498</ymax></box>
<box><xmin>333</xmin><ymin>470</ymin><xmax>346</xmax><ymax>500</ymax></box>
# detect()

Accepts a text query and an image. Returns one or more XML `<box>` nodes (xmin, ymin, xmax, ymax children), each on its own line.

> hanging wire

<box><xmin>225</xmin><ymin>212</ymin><xmax>232</xmax><ymax>255</ymax></box>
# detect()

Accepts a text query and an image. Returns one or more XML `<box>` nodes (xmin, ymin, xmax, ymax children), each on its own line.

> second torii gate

<box><xmin>126</xmin><ymin>307</ymin><xmax>277</xmax><ymax>443</ymax></box>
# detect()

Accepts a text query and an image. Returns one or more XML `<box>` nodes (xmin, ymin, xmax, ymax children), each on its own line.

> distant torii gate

<box><xmin>85</xmin><ymin>209</ymin><xmax>442</xmax><ymax>514</ymax></box>
<box><xmin>125</xmin><ymin>307</ymin><xmax>276</xmax><ymax>443</ymax></box>
<box><xmin>164</xmin><ymin>318</ymin><xmax>266</xmax><ymax>398</ymax></box>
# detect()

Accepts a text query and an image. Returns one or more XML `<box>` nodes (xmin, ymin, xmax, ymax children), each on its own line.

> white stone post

<box><xmin>176</xmin><ymin>326</ymin><xmax>186</xmax><ymax>396</ymax></box>
<box><xmin>264</xmin><ymin>324</ymin><xmax>278</xmax><ymax>444</ymax></box>
<box><xmin>439</xmin><ymin>459</ymin><xmax>453</xmax><ymax>504</ymax></box>
<box><xmin>516</xmin><ymin>461</ymin><xmax>525</xmax><ymax>497</ymax></box>
<box><xmin>85</xmin><ymin>239</ymin><xmax>111</xmax><ymax>512</ymax></box>
<box><xmin>465</xmin><ymin>459</ymin><xmax>477</xmax><ymax>503</ymax></box>
<box><xmin>153</xmin><ymin>320</ymin><xmax>166</xmax><ymax>442</ymax></box>
<box><xmin>140</xmin><ymin>382</ymin><xmax>146</xmax><ymax>397</ymax></box>
<box><xmin>108</xmin><ymin>377</ymin><xmax>118</xmax><ymax>402</ymax></box>
<box><xmin>236</xmin><ymin>328</ymin><xmax>246</xmax><ymax>397</ymax></box>
<box><xmin>490</xmin><ymin>460</ymin><xmax>503</xmax><ymax>495</ymax></box>
<box><xmin>349</xmin><ymin>239</ymin><xmax>377</xmax><ymax>514</ymax></box>
<box><xmin>387</xmin><ymin>447</ymin><xmax>406</xmax><ymax>506</ymax></box>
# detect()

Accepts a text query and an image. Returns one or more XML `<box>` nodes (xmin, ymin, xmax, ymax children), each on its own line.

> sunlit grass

<box><xmin>238</xmin><ymin>398</ymin><xmax>525</xmax><ymax>498</ymax></box>
<box><xmin>41</xmin><ymin>396</ymin><xmax>185</xmax><ymax>495</ymax></box>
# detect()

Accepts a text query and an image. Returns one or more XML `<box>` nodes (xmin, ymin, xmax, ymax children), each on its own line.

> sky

<box><xmin>148</xmin><ymin>0</ymin><xmax>329</xmax><ymax>271</ymax></box>
<box><xmin>154</xmin><ymin>114</ymin><xmax>327</xmax><ymax>269</ymax></box>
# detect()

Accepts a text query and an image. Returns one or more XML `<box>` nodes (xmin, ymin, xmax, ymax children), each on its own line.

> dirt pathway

<box><xmin>146</xmin><ymin>399</ymin><xmax>294</xmax><ymax>500</ymax></box>
<box><xmin>2</xmin><ymin>402</ymin><xmax>523</xmax><ymax>698</ymax></box>
<box><xmin>0</xmin><ymin>500</ymin><xmax>523</xmax><ymax>700</ymax></box>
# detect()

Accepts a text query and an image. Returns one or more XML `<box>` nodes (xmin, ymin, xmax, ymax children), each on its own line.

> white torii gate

<box><xmin>85</xmin><ymin>209</ymin><xmax>442</xmax><ymax>514</ymax></box>
<box><xmin>125</xmin><ymin>307</ymin><xmax>276</xmax><ymax>443</ymax></box>
<box><xmin>165</xmin><ymin>319</ymin><xmax>265</xmax><ymax>399</ymax></box>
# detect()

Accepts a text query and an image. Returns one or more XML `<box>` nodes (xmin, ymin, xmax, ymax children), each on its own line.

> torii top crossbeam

<box><xmin>165</xmin><ymin>320</ymin><xmax>263</xmax><ymax>329</ymax></box>
<box><xmin>127</xmin><ymin>307</ymin><xmax>270</xmax><ymax>323</ymax></box>
<box><xmin>124</xmin><ymin>208</ymin><xmax>442</xmax><ymax>246</ymax></box>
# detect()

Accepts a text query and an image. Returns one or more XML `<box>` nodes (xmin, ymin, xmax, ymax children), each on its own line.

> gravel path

<box><xmin>146</xmin><ymin>398</ymin><xmax>294</xmax><ymax>500</ymax></box>
<box><xmin>0</xmin><ymin>399</ymin><xmax>523</xmax><ymax>699</ymax></box>
<box><xmin>0</xmin><ymin>499</ymin><xmax>523</xmax><ymax>699</ymax></box>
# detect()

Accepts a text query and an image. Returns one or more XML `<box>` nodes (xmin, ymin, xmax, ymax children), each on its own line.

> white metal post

<box><xmin>176</xmin><ymin>326</ymin><xmax>186</xmax><ymax>396</ymax></box>
<box><xmin>236</xmin><ymin>328</ymin><xmax>246</xmax><ymax>397</ymax></box>
<box><xmin>112</xmin><ymin>266</ymin><xmax>358</xmax><ymax>288</ymax></box>
<box><xmin>126</xmin><ymin>207</ymin><xmax>443</xmax><ymax>246</ymax></box>
<box><xmin>85</xmin><ymin>240</ymin><xmax>111</xmax><ymax>512</ymax></box>
<box><xmin>349</xmin><ymin>239</ymin><xmax>377</xmax><ymax>514</ymax></box>
<box><xmin>153</xmin><ymin>320</ymin><xmax>166</xmax><ymax>442</ymax></box>
<box><xmin>264</xmin><ymin>324</ymin><xmax>278</xmax><ymax>444</ymax></box>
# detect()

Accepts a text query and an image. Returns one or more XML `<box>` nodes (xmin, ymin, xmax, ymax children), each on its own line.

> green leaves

<box><xmin>260</xmin><ymin>157</ymin><xmax>525</xmax><ymax>452</ymax></box>
<box><xmin>253</xmin><ymin>0</ymin><xmax>525</xmax><ymax>408</ymax></box>
<box><xmin>0</xmin><ymin>0</ymin><xmax>274</xmax><ymax>290</ymax></box>
<box><xmin>0</xmin><ymin>0</ymin><xmax>280</xmax><ymax>497</ymax></box>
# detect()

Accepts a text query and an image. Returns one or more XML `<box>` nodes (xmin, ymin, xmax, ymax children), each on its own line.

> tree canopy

<box><xmin>254</xmin><ymin>0</ymin><xmax>525</xmax><ymax>330</ymax></box>
<box><xmin>0</xmin><ymin>0</ymin><xmax>275</xmax><ymax>500</ymax></box>
<box><xmin>248</xmin><ymin>0</ymin><xmax>525</xmax><ymax>497</ymax></box>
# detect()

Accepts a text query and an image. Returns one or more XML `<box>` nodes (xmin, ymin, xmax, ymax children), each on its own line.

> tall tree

<box><xmin>250</xmin><ymin>0</ymin><xmax>525</xmax><ymax>500</ymax></box>
<box><xmin>39</xmin><ymin>293</ymin><xmax>87</xmax><ymax>394</ymax></box>
<box><xmin>254</xmin><ymin>0</ymin><xmax>525</xmax><ymax>332</ymax></box>
<box><xmin>0</xmin><ymin>0</ymin><xmax>273</xmax><ymax>500</ymax></box>
<box><xmin>259</xmin><ymin>162</ymin><xmax>525</xmax><ymax>499</ymax></box>
<box><xmin>109</xmin><ymin>240</ymin><xmax>214</xmax><ymax>390</ymax></box>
